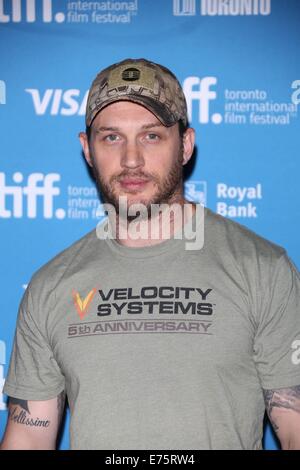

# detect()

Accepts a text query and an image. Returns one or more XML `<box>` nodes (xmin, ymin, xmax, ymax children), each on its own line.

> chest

<box><xmin>48</xmin><ymin>258</ymin><xmax>258</xmax><ymax>387</ymax></box>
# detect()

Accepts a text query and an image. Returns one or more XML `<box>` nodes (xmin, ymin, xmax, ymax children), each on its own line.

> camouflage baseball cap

<box><xmin>85</xmin><ymin>58</ymin><xmax>188</xmax><ymax>128</ymax></box>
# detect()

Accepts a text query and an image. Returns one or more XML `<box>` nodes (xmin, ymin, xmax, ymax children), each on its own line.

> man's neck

<box><xmin>111</xmin><ymin>200</ymin><xmax>196</xmax><ymax>248</ymax></box>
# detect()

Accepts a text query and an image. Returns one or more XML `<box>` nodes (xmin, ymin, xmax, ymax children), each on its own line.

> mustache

<box><xmin>111</xmin><ymin>171</ymin><xmax>157</xmax><ymax>182</ymax></box>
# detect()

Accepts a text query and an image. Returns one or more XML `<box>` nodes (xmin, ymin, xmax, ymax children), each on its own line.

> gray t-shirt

<box><xmin>3</xmin><ymin>207</ymin><xmax>300</xmax><ymax>449</ymax></box>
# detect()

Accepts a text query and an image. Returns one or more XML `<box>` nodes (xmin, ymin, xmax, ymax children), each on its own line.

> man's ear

<box><xmin>79</xmin><ymin>132</ymin><xmax>93</xmax><ymax>167</ymax></box>
<box><xmin>182</xmin><ymin>128</ymin><xmax>195</xmax><ymax>166</ymax></box>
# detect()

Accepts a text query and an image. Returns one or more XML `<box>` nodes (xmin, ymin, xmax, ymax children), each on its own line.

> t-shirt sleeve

<box><xmin>253</xmin><ymin>251</ymin><xmax>300</xmax><ymax>390</ymax></box>
<box><xmin>3</xmin><ymin>284</ymin><xmax>65</xmax><ymax>400</ymax></box>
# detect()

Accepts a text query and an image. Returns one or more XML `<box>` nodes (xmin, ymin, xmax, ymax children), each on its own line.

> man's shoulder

<box><xmin>29</xmin><ymin>226</ymin><xmax>101</xmax><ymax>291</ymax></box>
<box><xmin>204</xmin><ymin>206</ymin><xmax>286</xmax><ymax>260</ymax></box>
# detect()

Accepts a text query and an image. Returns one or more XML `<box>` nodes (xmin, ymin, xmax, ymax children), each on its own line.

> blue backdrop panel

<box><xmin>0</xmin><ymin>0</ymin><xmax>299</xmax><ymax>450</ymax></box>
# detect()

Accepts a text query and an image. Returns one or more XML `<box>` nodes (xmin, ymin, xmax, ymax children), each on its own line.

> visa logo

<box><xmin>25</xmin><ymin>89</ymin><xmax>88</xmax><ymax>116</ymax></box>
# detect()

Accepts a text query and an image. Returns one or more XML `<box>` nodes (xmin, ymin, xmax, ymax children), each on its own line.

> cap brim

<box><xmin>87</xmin><ymin>95</ymin><xmax>177</xmax><ymax>128</ymax></box>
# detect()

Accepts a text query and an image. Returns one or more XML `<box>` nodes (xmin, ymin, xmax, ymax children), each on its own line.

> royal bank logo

<box><xmin>0</xmin><ymin>80</ymin><xmax>6</xmax><ymax>104</ymax></box>
<box><xmin>0</xmin><ymin>340</ymin><xmax>6</xmax><ymax>410</ymax></box>
<box><xmin>72</xmin><ymin>289</ymin><xmax>97</xmax><ymax>320</ymax></box>
<box><xmin>0</xmin><ymin>172</ymin><xmax>65</xmax><ymax>219</ymax></box>
<box><xmin>184</xmin><ymin>181</ymin><xmax>207</xmax><ymax>205</ymax></box>
<box><xmin>173</xmin><ymin>0</ymin><xmax>196</xmax><ymax>16</ymax></box>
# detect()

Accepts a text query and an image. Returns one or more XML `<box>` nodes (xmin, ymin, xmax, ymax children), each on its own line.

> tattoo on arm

<box><xmin>8</xmin><ymin>397</ymin><xmax>50</xmax><ymax>428</ymax></box>
<box><xmin>10</xmin><ymin>397</ymin><xmax>30</xmax><ymax>414</ymax></box>
<box><xmin>263</xmin><ymin>385</ymin><xmax>300</xmax><ymax>434</ymax></box>
<box><xmin>57</xmin><ymin>391</ymin><xmax>65</xmax><ymax>424</ymax></box>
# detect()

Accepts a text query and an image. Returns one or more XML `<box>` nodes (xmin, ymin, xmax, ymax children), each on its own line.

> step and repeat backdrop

<box><xmin>0</xmin><ymin>0</ymin><xmax>299</xmax><ymax>450</ymax></box>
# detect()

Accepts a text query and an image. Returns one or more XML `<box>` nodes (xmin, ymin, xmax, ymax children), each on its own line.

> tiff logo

<box><xmin>173</xmin><ymin>0</ymin><xmax>196</xmax><ymax>15</ymax></box>
<box><xmin>0</xmin><ymin>172</ymin><xmax>65</xmax><ymax>219</ymax></box>
<box><xmin>0</xmin><ymin>0</ymin><xmax>65</xmax><ymax>23</ymax></box>
<box><xmin>0</xmin><ymin>80</ymin><xmax>6</xmax><ymax>104</ymax></box>
<box><xmin>183</xmin><ymin>76</ymin><xmax>222</xmax><ymax>124</ymax></box>
<box><xmin>0</xmin><ymin>340</ymin><xmax>6</xmax><ymax>410</ymax></box>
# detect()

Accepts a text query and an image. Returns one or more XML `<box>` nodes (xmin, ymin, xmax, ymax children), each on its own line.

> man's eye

<box><xmin>147</xmin><ymin>133</ymin><xmax>159</xmax><ymax>140</ymax></box>
<box><xmin>104</xmin><ymin>134</ymin><xmax>120</xmax><ymax>142</ymax></box>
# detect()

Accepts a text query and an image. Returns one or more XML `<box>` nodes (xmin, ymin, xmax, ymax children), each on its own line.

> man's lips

<box><xmin>118</xmin><ymin>178</ymin><xmax>150</xmax><ymax>189</ymax></box>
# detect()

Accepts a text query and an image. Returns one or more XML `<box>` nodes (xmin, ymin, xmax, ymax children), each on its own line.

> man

<box><xmin>1</xmin><ymin>58</ymin><xmax>300</xmax><ymax>450</ymax></box>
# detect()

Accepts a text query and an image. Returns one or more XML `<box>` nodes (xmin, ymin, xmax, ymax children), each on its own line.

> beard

<box><xmin>90</xmin><ymin>146</ymin><xmax>184</xmax><ymax>221</ymax></box>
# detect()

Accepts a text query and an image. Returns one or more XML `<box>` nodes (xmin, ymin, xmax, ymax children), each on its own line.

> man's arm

<box><xmin>0</xmin><ymin>391</ymin><xmax>65</xmax><ymax>450</ymax></box>
<box><xmin>263</xmin><ymin>385</ymin><xmax>300</xmax><ymax>450</ymax></box>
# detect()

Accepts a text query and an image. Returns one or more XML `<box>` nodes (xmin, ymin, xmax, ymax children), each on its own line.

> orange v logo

<box><xmin>72</xmin><ymin>288</ymin><xmax>97</xmax><ymax>320</ymax></box>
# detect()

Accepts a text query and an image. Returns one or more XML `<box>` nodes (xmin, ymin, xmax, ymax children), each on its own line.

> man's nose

<box><xmin>120</xmin><ymin>141</ymin><xmax>144</xmax><ymax>169</ymax></box>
